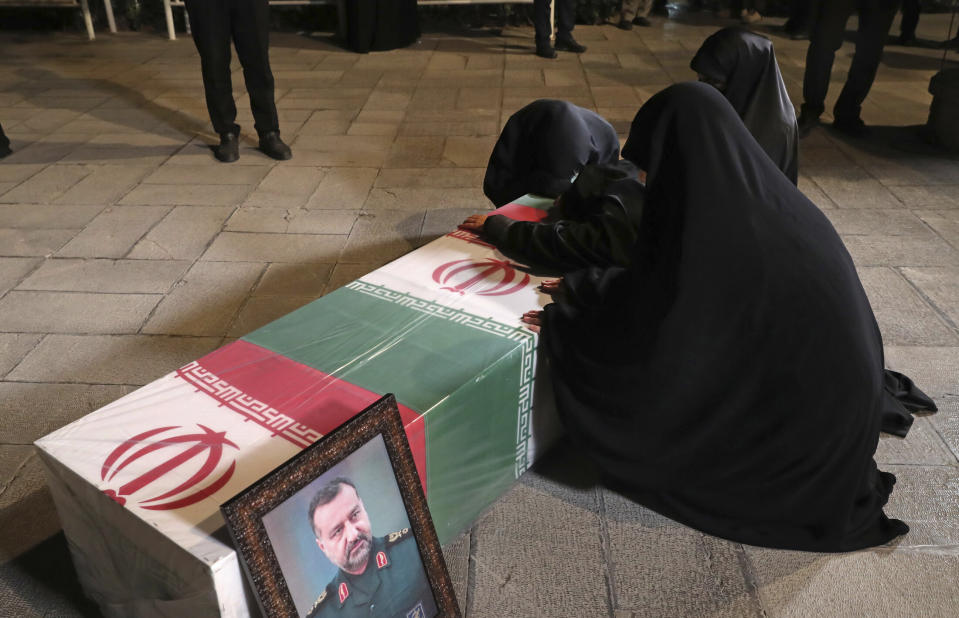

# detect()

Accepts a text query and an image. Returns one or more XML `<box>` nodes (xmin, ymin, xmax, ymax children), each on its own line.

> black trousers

<box><xmin>801</xmin><ymin>0</ymin><xmax>898</xmax><ymax>122</ymax></box>
<box><xmin>534</xmin><ymin>0</ymin><xmax>576</xmax><ymax>47</ymax></box>
<box><xmin>184</xmin><ymin>0</ymin><xmax>279</xmax><ymax>136</ymax></box>
<box><xmin>900</xmin><ymin>0</ymin><xmax>919</xmax><ymax>38</ymax></box>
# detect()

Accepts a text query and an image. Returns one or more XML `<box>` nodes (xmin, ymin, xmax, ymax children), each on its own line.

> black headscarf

<box><xmin>483</xmin><ymin>100</ymin><xmax>621</xmax><ymax>207</ymax></box>
<box><xmin>546</xmin><ymin>82</ymin><xmax>918</xmax><ymax>552</ymax></box>
<box><xmin>689</xmin><ymin>27</ymin><xmax>799</xmax><ymax>184</ymax></box>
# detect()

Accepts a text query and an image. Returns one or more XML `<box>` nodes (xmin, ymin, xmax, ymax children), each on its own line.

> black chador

<box><xmin>483</xmin><ymin>99</ymin><xmax>621</xmax><ymax>208</ymax></box>
<box><xmin>691</xmin><ymin>27</ymin><xmax>799</xmax><ymax>184</ymax></box>
<box><xmin>541</xmin><ymin>82</ymin><xmax>934</xmax><ymax>552</ymax></box>
<box><xmin>184</xmin><ymin>0</ymin><xmax>290</xmax><ymax>162</ymax></box>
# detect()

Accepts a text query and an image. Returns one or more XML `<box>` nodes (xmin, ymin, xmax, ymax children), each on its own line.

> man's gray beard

<box><xmin>343</xmin><ymin>534</ymin><xmax>372</xmax><ymax>571</ymax></box>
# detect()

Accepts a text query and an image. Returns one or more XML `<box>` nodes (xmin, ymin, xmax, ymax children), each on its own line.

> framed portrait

<box><xmin>222</xmin><ymin>394</ymin><xmax>460</xmax><ymax>618</ymax></box>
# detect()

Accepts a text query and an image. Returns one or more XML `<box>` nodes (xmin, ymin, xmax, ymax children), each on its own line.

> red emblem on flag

<box><xmin>376</xmin><ymin>551</ymin><xmax>388</xmax><ymax>569</ymax></box>
<box><xmin>432</xmin><ymin>258</ymin><xmax>530</xmax><ymax>297</ymax></box>
<box><xmin>100</xmin><ymin>425</ymin><xmax>239</xmax><ymax>511</ymax></box>
<box><xmin>338</xmin><ymin>582</ymin><xmax>349</xmax><ymax>603</ymax></box>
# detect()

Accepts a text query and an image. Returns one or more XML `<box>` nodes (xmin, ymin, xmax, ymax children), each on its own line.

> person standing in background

<box><xmin>898</xmin><ymin>0</ymin><xmax>920</xmax><ymax>45</ymax></box>
<box><xmin>534</xmin><ymin>0</ymin><xmax>587</xmax><ymax>58</ymax></box>
<box><xmin>798</xmin><ymin>0</ymin><xmax>900</xmax><ymax>138</ymax></box>
<box><xmin>184</xmin><ymin>0</ymin><xmax>291</xmax><ymax>163</ymax></box>
<box><xmin>618</xmin><ymin>0</ymin><xmax>654</xmax><ymax>30</ymax></box>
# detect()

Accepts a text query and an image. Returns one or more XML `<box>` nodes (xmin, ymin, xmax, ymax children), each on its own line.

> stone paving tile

<box><xmin>339</xmin><ymin>210</ymin><xmax>425</xmax><ymax>265</ymax></box>
<box><xmin>142</xmin><ymin>261</ymin><xmax>264</xmax><ymax>336</ymax></box>
<box><xmin>6</xmin><ymin>334</ymin><xmax>221</xmax><ymax>385</ymax></box>
<box><xmin>119</xmin><ymin>183</ymin><xmax>252</xmax><ymax>206</ymax></box>
<box><xmin>885</xmin><ymin>346</ymin><xmax>959</xmax><ymax>399</ymax></box>
<box><xmin>384</xmin><ymin>137</ymin><xmax>446</xmax><ymax>168</ymax></box>
<box><xmin>900</xmin><ymin>266</ymin><xmax>959</xmax><ymax>329</ymax></box>
<box><xmin>858</xmin><ymin>267</ymin><xmax>958</xmax><ymax>346</ymax></box>
<box><xmin>470</xmin><ymin>473</ymin><xmax>610</xmax><ymax>616</ymax></box>
<box><xmin>0</xmin><ymin>164</ymin><xmax>91</xmax><ymax>204</ymax></box>
<box><xmin>55</xmin><ymin>205</ymin><xmax>171</xmax><ymax>258</ymax></box>
<box><xmin>824</xmin><ymin>209</ymin><xmax>929</xmax><ymax>236</ymax></box>
<box><xmin>244</xmin><ymin>166</ymin><xmax>327</xmax><ymax>208</ymax></box>
<box><xmin>52</xmin><ymin>164</ymin><xmax>153</xmax><ymax>205</ymax></box>
<box><xmin>226</xmin><ymin>207</ymin><xmax>358</xmax><ymax>235</ymax></box>
<box><xmin>0</xmin><ymin>334</ymin><xmax>42</xmax><ymax>379</ymax></box>
<box><xmin>254</xmin><ymin>263</ymin><xmax>333</xmax><ymax>297</ymax></box>
<box><xmin>0</xmin><ymin>291</ymin><xmax>160</xmax><ymax>334</ymax></box>
<box><xmin>603</xmin><ymin>490</ymin><xmax>762</xmax><ymax>618</ymax></box>
<box><xmin>227</xmin><ymin>295</ymin><xmax>318</xmax><ymax>338</ymax></box>
<box><xmin>306</xmin><ymin>168</ymin><xmax>378</xmax><ymax>210</ymax></box>
<box><xmin>18</xmin><ymin>259</ymin><xmax>190</xmax><ymax>294</ymax></box>
<box><xmin>374</xmin><ymin>168</ymin><xmax>485</xmax><ymax>189</ymax></box>
<box><xmin>0</xmin><ymin>229</ymin><xmax>76</xmax><ymax>258</ymax></box>
<box><xmin>142</xmin><ymin>164</ymin><xmax>271</xmax><ymax>186</ymax></box>
<box><xmin>0</xmin><ymin>258</ymin><xmax>39</xmax><ymax>296</ymax></box>
<box><xmin>442</xmin><ymin>136</ymin><xmax>498</xmax><ymax>168</ymax></box>
<box><xmin>363</xmin><ymin>187</ymin><xmax>488</xmax><ymax>212</ymax></box>
<box><xmin>808</xmin><ymin>168</ymin><xmax>905</xmax><ymax>209</ymax></box>
<box><xmin>843</xmin><ymin>234</ymin><xmax>959</xmax><ymax>268</ymax></box>
<box><xmin>888</xmin><ymin>185</ymin><xmax>959</xmax><ymax>209</ymax></box>
<box><xmin>926</xmin><ymin>396</ymin><xmax>959</xmax><ymax>464</ymax></box>
<box><xmin>421</xmin><ymin>208</ymin><xmax>481</xmax><ymax>247</ymax></box>
<box><xmin>285</xmin><ymin>135</ymin><xmax>392</xmax><ymax>167</ymax></box>
<box><xmin>876</xmin><ymin>417</ymin><xmax>955</xmax><ymax>466</ymax></box>
<box><xmin>883</xmin><ymin>465</ymin><xmax>959</xmax><ymax>548</ymax></box>
<box><xmin>440</xmin><ymin>532</ymin><xmax>469</xmax><ymax>616</ymax></box>
<box><xmin>0</xmin><ymin>448</ymin><xmax>62</xmax><ymax>562</ymax></box>
<box><xmin>742</xmin><ymin>545</ymin><xmax>959</xmax><ymax>618</ymax></box>
<box><xmin>456</xmin><ymin>87</ymin><xmax>501</xmax><ymax>110</ymax></box>
<box><xmin>127</xmin><ymin>205</ymin><xmax>234</xmax><ymax>260</ymax></box>
<box><xmin>0</xmin><ymin>163</ymin><xmax>43</xmax><ymax>183</ymax></box>
<box><xmin>201</xmin><ymin>232</ymin><xmax>347</xmax><ymax>263</ymax></box>
<box><xmin>917</xmin><ymin>209</ymin><xmax>959</xmax><ymax>249</ymax></box>
<box><xmin>0</xmin><ymin>382</ymin><xmax>134</xmax><ymax>444</ymax></box>
<box><xmin>0</xmin><ymin>204</ymin><xmax>104</xmax><ymax>229</ymax></box>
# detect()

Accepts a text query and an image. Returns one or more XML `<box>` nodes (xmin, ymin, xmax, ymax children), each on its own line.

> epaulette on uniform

<box><xmin>386</xmin><ymin>527</ymin><xmax>412</xmax><ymax>546</ymax></box>
<box><xmin>309</xmin><ymin>588</ymin><xmax>328</xmax><ymax>613</ymax></box>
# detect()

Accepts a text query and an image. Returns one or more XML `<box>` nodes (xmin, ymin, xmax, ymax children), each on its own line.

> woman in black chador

<box><xmin>526</xmin><ymin>82</ymin><xmax>934</xmax><ymax>552</ymax></box>
<box><xmin>691</xmin><ymin>27</ymin><xmax>799</xmax><ymax>184</ymax></box>
<box><xmin>483</xmin><ymin>100</ymin><xmax>620</xmax><ymax>208</ymax></box>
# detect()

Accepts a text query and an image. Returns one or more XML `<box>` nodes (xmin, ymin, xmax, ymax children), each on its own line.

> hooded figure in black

<box><xmin>483</xmin><ymin>100</ymin><xmax>621</xmax><ymax>208</ymax></box>
<box><xmin>343</xmin><ymin>0</ymin><xmax>419</xmax><ymax>53</ymax></box>
<box><xmin>691</xmin><ymin>27</ymin><xmax>799</xmax><ymax>184</ymax></box>
<box><xmin>538</xmin><ymin>82</ymin><xmax>932</xmax><ymax>551</ymax></box>
<box><xmin>464</xmin><ymin>161</ymin><xmax>645</xmax><ymax>276</ymax></box>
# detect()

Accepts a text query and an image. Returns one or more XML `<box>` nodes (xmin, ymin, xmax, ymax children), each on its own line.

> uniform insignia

<box><xmin>406</xmin><ymin>601</ymin><xmax>426</xmax><ymax>618</ymax></box>
<box><xmin>338</xmin><ymin>582</ymin><xmax>349</xmax><ymax>604</ymax></box>
<box><xmin>310</xmin><ymin>589</ymin><xmax>327</xmax><ymax>610</ymax></box>
<box><xmin>376</xmin><ymin>551</ymin><xmax>388</xmax><ymax>569</ymax></box>
<box><xmin>387</xmin><ymin>528</ymin><xmax>411</xmax><ymax>544</ymax></box>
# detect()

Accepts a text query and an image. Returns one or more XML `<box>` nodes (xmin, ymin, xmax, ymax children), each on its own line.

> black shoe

<box><xmin>617</xmin><ymin>18</ymin><xmax>633</xmax><ymax>30</ymax></box>
<box><xmin>554</xmin><ymin>37</ymin><xmax>587</xmax><ymax>53</ymax></box>
<box><xmin>797</xmin><ymin>112</ymin><xmax>819</xmax><ymax>138</ymax></box>
<box><xmin>258</xmin><ymin>131</ymin><xmax>292</xmax><ymax>160</ymax></box>
<box><xmin>214</xmin><ymin>132</ymin><xmax>239</xmax><ymax>163</ymax></box>
<box><xmin>535</xmin><ymin>44</ymin><xmax>557</xmax><ymax>59</ymax></box>
<box><xmin>634</xmin><ymin>16</ymin><xmax>652</xmax><ymax>27</ymax></box>
<box><xmin>832</xmin><ymin>116</ymin><xmax>868</xmax><ymax>138</ymax></box>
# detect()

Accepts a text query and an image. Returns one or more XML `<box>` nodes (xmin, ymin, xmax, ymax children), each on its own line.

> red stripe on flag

<box><xmin>492</xmin><ymin>202</ymin><xmax>549</xmax><ymax>221</ymax></box>
<box><xmin>176</xmin><ymin>340</ymin><xmax>428</xmax><ymax>494</ymax></box>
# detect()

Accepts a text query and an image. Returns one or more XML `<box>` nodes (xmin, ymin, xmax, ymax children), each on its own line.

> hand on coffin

<box><xmin>459</xmin><ymin>214</ymin><xmax>489</xmax><ymax>232</ymax></box>
<box><xmin>539</xmin><ymin>279</ymin><xmax>564</xmax><ymax>296</ymax></box>
<box><xmin>522</xmin><ymin>310</ymin><xmax>543</xmax><ymax>333</ymax></box>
